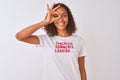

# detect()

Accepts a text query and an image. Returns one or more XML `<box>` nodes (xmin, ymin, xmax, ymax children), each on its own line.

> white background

<box><xmin>0</xmin><ymin>0</ymin><xmax>120</xmax><ymax>80</ymax></box>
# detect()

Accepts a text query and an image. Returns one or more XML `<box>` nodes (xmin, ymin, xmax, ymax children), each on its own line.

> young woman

<box><xmin>16</xmin><ymin>3</ymin><xmax>87</xmax><ymax>80</ymax></box>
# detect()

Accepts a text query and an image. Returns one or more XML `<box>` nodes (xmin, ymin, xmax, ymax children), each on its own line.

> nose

<box><xmin>58</xmin><ymin>15</ymin><xmax>63</xmax><ymax>21</ymax></box>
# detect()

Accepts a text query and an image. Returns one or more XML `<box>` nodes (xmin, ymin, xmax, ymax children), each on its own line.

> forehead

<box><xmin>56</xmin><ymin>7</ymin><xmax>68</xmax><ymax>14</ymax></box>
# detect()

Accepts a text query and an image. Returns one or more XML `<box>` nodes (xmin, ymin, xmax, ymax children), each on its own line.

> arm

<box><xmin>78</xmin><ymin>56</ymin><xmax>87</xmax><ymax>80</ymax></box>
<box><xmin>15</xmin><ymin>20</ymin><xmax>48</xmax><ymax>44</ymax></box>
<box><xmin>15</xmin><ymin>4</ymin><xmax>61</xmax><ymax>44</ymax></box>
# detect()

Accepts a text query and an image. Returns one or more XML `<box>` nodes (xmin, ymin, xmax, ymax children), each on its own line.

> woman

<box><xmin>16</xmin><ymin>3</ymin><xmax>87</xmax><ymax>80</ymax></box>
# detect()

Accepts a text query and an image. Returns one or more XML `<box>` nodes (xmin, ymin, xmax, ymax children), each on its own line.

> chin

<box><xmin>56</xmin><ymin>26</ymin><xmax>67</xmax><ymax>30</ymax></box>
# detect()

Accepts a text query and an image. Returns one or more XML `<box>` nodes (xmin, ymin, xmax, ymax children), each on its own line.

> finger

<box><xmin>47</xmin><ymin>4</ymin><xmax>49</xmax><ymax>10</ymax></box>
<box><xmin>51</xmin><ymin>3</ymin><xmax>55</xmax><ymax>10</ymax></box>
<box><xmin>56</xmin><ymin>13</ymin><xmax>61</xmax><ymax>19</ymax></box>
<box><xmin>53</xmin><ymin>13</ymin><xmax>58</xmax><ymax>18</ymax></box>
<box><xmin>53</xmin><ymin>12</ymin><xmax>61</xmax><ymax>19</ymax></box>
<box><xmin>53</xmin><ymin>5</ymin><xmax>61</xmax><ymax>12</ymax></box>
<box><xmin>48</xmin><ymin>3</ymin><xmax>55</xmax><ymax>11</ymax></box>
<box><xmin>53</xmin><ymin>12</ymin><xmax>58</xmax><ymax>17</ymax></box>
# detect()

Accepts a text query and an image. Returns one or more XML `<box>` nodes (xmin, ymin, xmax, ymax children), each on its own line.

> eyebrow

<box><xmin>59</xmin><ymin>12</ymin><xmax>68</xmax><ymax>15</ymax></box>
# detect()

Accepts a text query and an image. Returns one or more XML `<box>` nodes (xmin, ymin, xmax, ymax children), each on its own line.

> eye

<box><xmin>63</xmin><ymin>14</ymin><xmax>68</xmax><ymax>17</ymax></box>
<box><xmin>53</xmin><ymin>14</ymin><xmax>59</xmax><ymax>18</ymax></box>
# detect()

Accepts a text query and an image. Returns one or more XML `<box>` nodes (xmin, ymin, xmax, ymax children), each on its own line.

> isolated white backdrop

<box><xmin>0</xmin><ymin>0</ymin><xmax>120</xmax><ymax>80</ymax></box>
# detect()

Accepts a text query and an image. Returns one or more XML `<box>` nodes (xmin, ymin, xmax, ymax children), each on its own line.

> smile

<box><xmin>58</xmin><ymin>22</ymin><xmax>64</xmax><ymax>26</ymax></box>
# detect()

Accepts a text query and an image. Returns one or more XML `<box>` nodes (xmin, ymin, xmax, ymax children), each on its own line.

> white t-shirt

<box><xmin>37</xmin><ymin>34</ymin><xmax>87</xmax><ymax>80</ymax></box>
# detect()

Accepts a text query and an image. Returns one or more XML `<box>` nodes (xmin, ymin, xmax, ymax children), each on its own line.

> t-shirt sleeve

<box><xmin>35</xmin><ymin>35</ymin><xmax>45</xmax><ymax>47</ymax></box>
<box><xmin>78</xmin><ymin>38</ymin><xmax>88</xmax><ymax>57</ymax></box>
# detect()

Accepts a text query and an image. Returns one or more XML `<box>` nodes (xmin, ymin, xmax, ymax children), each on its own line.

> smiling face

<box><xmin>45</xmin><ymin>3</ymin><xmax>76</xmax><ymax>36</ymax></box>
<box><xmin>54</xmin><ymin>7</ymin><xmax>69</xmax><ymax>32</ymax></box>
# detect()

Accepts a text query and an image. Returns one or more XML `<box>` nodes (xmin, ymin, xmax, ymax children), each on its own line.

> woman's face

<box><xmin>54</xmin><ymin>7</ymin><xmax>68</xmax><ymax>31</ymax></box>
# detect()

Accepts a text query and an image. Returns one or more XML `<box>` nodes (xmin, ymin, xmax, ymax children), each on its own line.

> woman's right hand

<box><xmin>44</xmin><ymin>4</ymin><xmax>61</xmax><ymax>25</ymax></box>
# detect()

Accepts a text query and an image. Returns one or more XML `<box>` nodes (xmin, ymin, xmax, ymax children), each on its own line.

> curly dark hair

<box><xmin>44</xmin><ymin>3</ymin><xmax>76</xmax><ymax>36</ymax></box>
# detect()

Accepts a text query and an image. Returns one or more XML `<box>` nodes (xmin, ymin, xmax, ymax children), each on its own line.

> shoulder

<box><xmin>37</xmin><ymin>34</ymin><xmax>50</xmax><ymax>39</ymax></box>
<box><xmin>37</xmin><ymin>34</ymin><xmax>54</xmax><ymax>42</ymax></box>
<box><xmin>71</xmin><ymin>35</ymin><xmax>86</xmax><ymax>47</ymax></box>
<box><xmin>72</xmin><ymin>35</ymin><xmax>85</xmax><ymax>42</ymax></box>
<box><xmin>38</xmin><ymin>34</ymin><xmax>47</xmax><ymax>37</ymax></box>
<box><xmin>36</xmin><ymin>34</ymin><xmax>52</xmax><ymax>46</ymax></box>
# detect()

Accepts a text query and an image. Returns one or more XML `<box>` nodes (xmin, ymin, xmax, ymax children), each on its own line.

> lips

<box><xmin>59</xmin><ymin>22</ymin><xmax>64</xmax><ymax>26</ymax></box>
<box><xmin>54</xmin><ymin>20</ymin><xmax>67</xmax><ymax>29</ymax></box>
<box><xmin>58</xmin><ymin>21</ymin><xmax>66</xmax><ymax>26</ymax></box>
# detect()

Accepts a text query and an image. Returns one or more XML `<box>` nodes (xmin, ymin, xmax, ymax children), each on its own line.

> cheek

<box><xmin>65</xmin><ymin>18</ymin><xmax>69</xmax><ymax>24</ymax></box>
<box><xmin>54</xmin><ymin>21</ymin><xmax>57</xmax><ymax>26</ymax></box>
<box><xmin>64</xmin><ymin>16</ymin><xmax>69</xmax><ymax>22</ymax></box>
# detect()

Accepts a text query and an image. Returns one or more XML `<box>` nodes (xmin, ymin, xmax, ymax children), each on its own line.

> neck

<box><xmin>57</xmin><ymin>30</ymin><xmax>70</xmax><ymax>37</ymax></box>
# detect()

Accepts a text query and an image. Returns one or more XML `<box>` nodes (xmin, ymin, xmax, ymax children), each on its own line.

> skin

<box><xmin>78</xmin><ymin>57</ymin><xmax>87</xmax><ymax>80</ymax></box>
<box><xmin>15</xmin><ymin>4</ymin><xmax>87</xmax><ymax>80</ymax></box>
<box><xmin>53</xmin><ymin>6</ymin><xmax>69</xmax><ymax>37</ymax></box>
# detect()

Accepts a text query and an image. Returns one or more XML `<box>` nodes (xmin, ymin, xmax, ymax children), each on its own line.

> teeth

<box><xmin>59</xmin><ymin>22</ymin><xmax>64</xmax><ymax>25</ymax></box>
